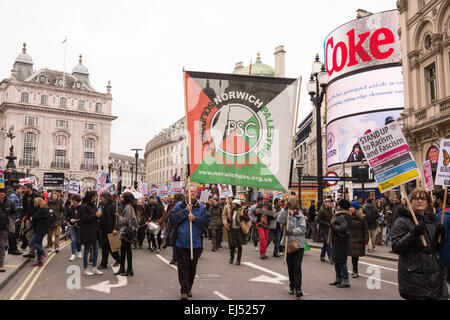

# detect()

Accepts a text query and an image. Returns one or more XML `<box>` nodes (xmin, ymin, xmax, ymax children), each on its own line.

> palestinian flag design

<box><xmin>185</xmin><ymin>71</ymin><xmax>299</xmax><ymax>191</ymax></box>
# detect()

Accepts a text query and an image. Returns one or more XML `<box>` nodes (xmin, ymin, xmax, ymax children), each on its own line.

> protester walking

<box><xmin>209</xmin><ymin>198</ymin><xmax>223</xmax><ymax>252</ymax></box>
<box><xmin>148</xmin><ymin>195</ymin><xmax>164</xmax><ymax>253</ymax></box>
<box><xmin>46</xmin><ymin>192</ymin><xmax>64</xmax><ymax>253</ymax></box>
<box><xmin>348</xmin><ymin>201</ymin><xmax>369</xmax><ymax>278</ymax></box>
<box><xmin>384</xmin><ymin>204</ymin><xmax>393</xmax><ymax>246</ymax></box>
<box><xmin>278</xmin><ymin>196</ymin><xmax>306</xmax><ymax>298</ymax></box>
<box><xmin>329</xmin><ymin>199</ymin><xmax>352</xmax><ymax>288</ymax></box>
<box><xmin>392</xmin><ymin>188</ymin><xmax>446</xmax><ymax>300</ymax></box>
<box><xmin>248</xmin><ymin>197</ymin><xmax>262</xmax><ymax>251</ymax></box>
<box><xmin>225</xmin><ymin>199</ymin><xmax>249</xmax><ymax>265</ymax></box>
<box><xmin>21</xmin><ymin>183</ymin><xmax>41</xmax><ymax>259</ymax></box>
<box><xmin>255</xmin><ymin>194</ymin><xmax>273</xmax><ymax>260</ymax></box>
<box><xmin>317</xmin><ymin>196</ymin><xmax>333</xmax><ymax>263</ymax></box>
<box><xmin>79</xmin><ymin>191</ymin><xmax>103</xmax><ymax>276</ymax></box>
<box><xmin>0</xmin><ymin>188</ymin><xmax>16</xmax><ymax>272</ymax></box>
<box><xmin>136</xmin><ymin>199</ymin><xmax>148</xmax><ymax>249</ymax></box>
<box><xmin>171</xmin><ymin>185</ymin><xmax>210</xmax><ymax>300</ymax></box>
<box><xmin>115</xmin><ymin>192</ymin><xmax>137</xmax><ymax>277</ymax></box>
<box><xmin>98</xmin><ymin>191</ymin><xmax>120</xmax><ymax>269</ymax></box>
<box><xmin>28</xmin><ymin>198</ymin><xmax>50</xmax><ymax>267</ymax></box>
<box><xmin>7</xmin><ymin>184</ymin><xmax>23</xmax><ymax>255</ymax></box>
<box><xmin>66</xmin><ymin>194</ymin><xmax>82</xmax><ymax>261</ymax></box>
<box><xmin>267</xmin><ymin>198</ymin><xmax>282</xmax><ymax>258</ymax></box>
<box><xmin>363</xmin><ymin>198</ymin><xmax>380</xmax><ymax>252</ymax></box>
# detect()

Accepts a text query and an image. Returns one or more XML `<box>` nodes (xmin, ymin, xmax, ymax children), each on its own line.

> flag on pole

<box><xmin>184</xmin><ymin>70</ymin><xmax>299</xmax><ymax>191</ymax></box>
<box><xmin>249</xmin><ymin>59</ymin><xmax>252</xmax><ymax>75</ymax></box>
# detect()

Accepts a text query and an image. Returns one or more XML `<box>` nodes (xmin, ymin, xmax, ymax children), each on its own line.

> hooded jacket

<box><xmin>277</xmin><ymin>209</ymin><xmax>306</xmax><ymax>249</ymax></box>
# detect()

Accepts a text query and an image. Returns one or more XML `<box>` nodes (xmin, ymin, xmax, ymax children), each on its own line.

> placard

<box><xmin>199</xmin><ymin>190</ymin><xmax>210</xmax><ymax>203</ymax></box>
<box><xmin>0</xmin><ymin>158</ymin><xmax>4</xmax><ymax>189</ymax></box>
<box><xmin>218</xmin><ymin>184</ymin><xmax>233</xmax><ymax>199</ymax></box>
<box><xmin>43</xmin><ymin>172</ymin><xmax>65</xmax><ymax>187</ymax></box>
<box><xmin>67</xmin><ymin>180</ymin><xmax>81</xmax><ymax>195</ymax></box>
<box><xmin>96</xmin><ymin>170</ymin><xmax>108</xmax><ymax>194</ymax></box>
<box><xmin>358</xmin><ymin>121</ymin><xmax>420</xmax><ymax>193</ymax></box>
<box><xmin>422</xmin><ymin>160</ymin><xmax>434</xmax><ymax>192</ymax></box>
<box><xmin>435</xmin><ymin>139</ymin><xmax>450</xmax><ymax>186</ymax></box>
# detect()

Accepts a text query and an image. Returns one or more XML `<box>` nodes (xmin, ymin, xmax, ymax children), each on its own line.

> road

<box><xmin>0</xmin><ymin>238</ymin><xmax>401</xmax><ymax>300</ymax></box>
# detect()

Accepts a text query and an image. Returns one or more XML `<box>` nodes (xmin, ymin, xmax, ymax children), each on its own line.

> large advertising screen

<box><xmin>325</xmin><ymin>10</ymin><xmax>404</xmax><ymax>167</ymax></box>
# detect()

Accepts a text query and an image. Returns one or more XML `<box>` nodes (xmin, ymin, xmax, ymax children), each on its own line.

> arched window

<box><xmin>55</xmin><ymin>135</ymin><xmax>67</xmax><ymax>168</ymax></box>
<box><xmin>60</xmin><ymin>97</ymin><xmax>67</xmax><ymax>108</ymax></box>
<box><xmin>21</xmin><ymin>92</ymin><xmax>29</xmax><ymax>103</ymax></box>
<box><xmin>95</xmin><ymin>103</ymin><xmax>102</xmax><ymax>113</ymax></box>
<box><xmin>23</xmin><ymin>132</ymin><xmax>36</xmax><ymax>165</ymax></box>
<box><xmin>85</xmin><ymin>138</ymin><xmax>95</xmax><ymax>149</ymax></box>
<box><xmin>40</xmin><ymin>95</ymin><xmax>48</xmax><ymax>105</ymax></box>
<box><xmin>83</xmin><ymin>138</ymin><xmax>95</xmax><ymax>170</ymax></box>
<box><xmin>78</xmin><ymin>100</ymin><xmax>85</xmax><ymax>110</ymax></box>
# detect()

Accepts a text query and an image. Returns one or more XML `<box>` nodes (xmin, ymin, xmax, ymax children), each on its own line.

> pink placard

<box><xmin>422</xmin><ymin>160</ymin><xmax>434</xmax><ymax>192</ymax></box>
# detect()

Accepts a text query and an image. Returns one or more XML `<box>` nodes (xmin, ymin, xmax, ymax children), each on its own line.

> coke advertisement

<box><xmin>325</xmin><ymin>10</ymin><xmax>404</xmax><ymax>167</ymax></box>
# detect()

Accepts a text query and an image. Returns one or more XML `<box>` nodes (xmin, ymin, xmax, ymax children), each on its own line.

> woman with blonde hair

<box><xmin>29</xmin><ymin>197</ymin><xmax>50</xmax><ymax>266</ymax></box>
<box><xmin>348</xmin><ymin>201</ymin><xmax>369</xmax><ymax>278</ymax></box>
<box><xmin>277</xmin><ymin>196</ymin><xmax>307</xmax><ymax>298</ymax></box>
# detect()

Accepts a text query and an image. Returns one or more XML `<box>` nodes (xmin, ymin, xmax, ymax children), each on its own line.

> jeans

<box><xmin>68</xmin><ymin>226</ymin><xmax>81</xmax><ymax>255</ymax></box>
<box><xmin>120</xmin><ymin>240</ymin><xmax>133</xmax><ymax>271</ymax></box>
<box><xmin>251</xmin><ymin>223</ymin><xmax>259</xmax><ymax>247</ymax></box>
<box><xmin>83</xmin><ymin>241</ymin><xmax>98</xmax><ymax>269</ymax></box>
<box><xmin>368</xmin><ymin>228</ymin><xmax>377</xmax><ymax>249</ymax></box>
<box><xmin>211</xmin><ymin>227</ymin><xmax>222</xmax><ymax>250</ymax></box>
<box><xmin>286</xmin><ymin>248</ymin><xmax>304</xmax><ymax>291</ymax></box>
<box><xmin>351</xmin><ymin>256</ymin><xmax>359</xmax><ymax>274</ymax></box>
<box><xmin>320</xmin><ymin>234</ymin><xmax>331</xmax><ymax>260</ymax></box>
<box><xmin>0</xmin><ymin>230</ymin><xmax>9</xmax><ymax>267</ymax></box>
<box><xmin>175</xmin><ymin>247</ymin><xmax>202</xmax><ymax>294</ymax></box>
<box><xmin>385</xmin><ymin>227</ymin><xmax>392</xmax><ymax>245</ymax></box>
<box><xmin>7</xmin><ymin>220</ymin><xmax>21</xmax><ymax>252</ymax></box>
<box><xmin>100</xmin><ymin>232</ymin><xmax>120</xmax><ymax>266</ymax></box>
<box><xmin>29</xmin><ymin>233</ymin><xmax>45</xmax><ymax>261</ymax></box>
<box><xmin>334</xmin><ymin>261</ymin><xmax>349</xmax><ymax>280</ymax></box>
<box><xmin>267</xmin><ymin>227</ymin><xmax>282</xmax><ymax>256</ymax></box>
<box><xmin>257</xmin><ymin>228</ymin><xmax>269</xmax><ymax>256</ymax></box>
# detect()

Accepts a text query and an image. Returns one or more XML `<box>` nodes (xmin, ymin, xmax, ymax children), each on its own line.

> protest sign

<box><xmin>169</xmin><ymin>181</ymin><xmax>183</xmax><ymax>193</ymax></box>
<box><xmin>218</xmin><ymin>184</ymin><xmax>233</xmax><ymax>199</ymax></box>
<box><xmin>422</xmin><ymin>160</ymin><xmax>434</xmax><ymax>192</ymax></box>
<box><xmin>68</xmin><ymin>180</ymin><xmax>81</xmax><ymax>194</ymax></box>
<box><xmin>435</xmin><ymin>139</ymin><xmax>450</xmax><ymax>186</ymax></box>
<box><xmin>96</xmin><ymin>170</ymin><xmax>108</xmax><ymax>194</ymax></box>
<box><xmin>358</xmin><ymin>121</ymin><xmax>421</xmax><ymax>193</ymax></box>
<box><xmin>199</xmin><ymin>190</ymin><xmax>210</xmax><ymax>203</ymax></box>
<box><xmin>139</xmin><ymin>183</ymin><xmax>148</xmax><ymax>195</ymax></box>
<box><xmin>43</xmin><ymin>172</ymin><xmax>64</xmax><ymax>187</ymax></box>
<box><xmin>0</xmin><ymin>158</ymin><xmax>4</xmax><ymax>189</ymax></box>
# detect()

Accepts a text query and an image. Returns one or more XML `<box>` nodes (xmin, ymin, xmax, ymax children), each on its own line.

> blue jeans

<box><xmin>385</xmin><ymin>227</ymin><xmax>392</xmax><ymax>245</ymax></box>
<box><xmin>334</xmin><ymin>261</ymin><xmax>349</xmax><ymax>280</ymax></box>
<box><xmin>29</xmin><ymin>233</ymin><xmax>45</xmax><ymax>261</ymax></box>
<box><xmin>267</xmin><ymin>227</ymin><xmax>282</xmax><ymax>256</ymax></box>
<box><xmin>320</xmin><ymin>234</ymin><xmax>331</xmax><ymax>260</ymax></box>
<box><xmin>83</xmin><ymin>241</ymin><xmax>98</xmax><ymax>269</ymax></box>
<box><xmin>68</xmin><ymin>226</ymin><xmax>81</xmax><ymax>254</ymax></box>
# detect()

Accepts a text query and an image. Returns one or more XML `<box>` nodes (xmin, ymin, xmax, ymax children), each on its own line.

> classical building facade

<box><xmin>109</xmin><ymin>152</ymin><xmax>146</xmax><ymax>189</ymax></box>
<box><xmin>0</xmin><ymin>43</ymin><xmax>117</xmax><ymax>188</ymax></box>
<box><xmin>397</xmin><ymin>0</ymin><xmax>450</xmax><ymax>188</ymax></box>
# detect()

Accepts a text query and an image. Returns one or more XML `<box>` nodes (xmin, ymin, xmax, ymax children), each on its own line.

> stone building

<box><xmin>0</xmin><ymin>43</ymin><xmax>116</xmax><ymax>188</ymax></box>
<box><xmin>397</xmin><ymin>0</ymin><xmax>450</xmax><ymax>187</ymax></box>
<box><xmin>109</xmin><ymin>152</ymin><xmax>146</xmax><ymax>189</ymax></box>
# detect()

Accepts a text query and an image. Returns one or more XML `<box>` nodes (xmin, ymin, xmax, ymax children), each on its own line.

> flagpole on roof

<box><xmin>62</xmin><ymin>36</ymin><xmax>67</xmax><ymax>88</ymax></box>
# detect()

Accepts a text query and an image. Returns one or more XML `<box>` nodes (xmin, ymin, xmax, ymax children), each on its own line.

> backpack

<box><xmin>123</xmin><ymin>218</ymin><xmax>138</xmax><ymax>241</ymax></box>
<box><xmin>165</xmin><ymin>219</ymin><xmax>179</xmax><ymax>247</ymax></box>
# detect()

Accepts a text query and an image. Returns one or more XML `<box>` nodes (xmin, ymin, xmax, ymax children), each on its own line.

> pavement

<box><xmin>0</xmin><ymin>230</ymin><xmax>68</xmax><ymax>291</ymax></box>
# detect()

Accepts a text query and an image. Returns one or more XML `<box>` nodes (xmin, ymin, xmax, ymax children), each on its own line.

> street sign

<box><xmin>43</xmin><ymin>172</ymin><xmax>64</xmax><ymax>187</ymax></box>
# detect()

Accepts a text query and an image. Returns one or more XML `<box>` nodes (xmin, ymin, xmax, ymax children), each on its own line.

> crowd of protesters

<box><xmin>0</xmin><ymin>182</ymin><xmax>448</xmax><ymax>301</ymax></box>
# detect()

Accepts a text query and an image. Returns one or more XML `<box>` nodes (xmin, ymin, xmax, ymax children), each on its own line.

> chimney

<box><xmin>233</xmin><ymin>62</ymin><xmax>244</xmax><ymax>74</ymax></box>
<box><xmin>356</xmin><ymin>9</ymin><xmax>373</xmax><ymax>19</ymax></box>
<box><xmin>274</xmin><ymin>45</ymin><xmax>286</xmax><ymax>77</ymax></box>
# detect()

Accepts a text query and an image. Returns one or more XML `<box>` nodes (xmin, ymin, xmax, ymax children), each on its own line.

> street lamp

<box><xmin>307</xmin><ymin>54</ymin><xmax>330</xmax><ymax>208</ymax></box>
<box><xmin>296</xmin><ymin>162</ymin><xmax>304</xmax><ymax>210</ymax></box>
<box><xmin>359</xmin><ymin>165</ymin><xmax>367</xmax><ymax>202</ymax></box>
<box><xmin>131</xmin><ymin>148</ymin><xmax>142</xmax><ymax>189</ymax></box>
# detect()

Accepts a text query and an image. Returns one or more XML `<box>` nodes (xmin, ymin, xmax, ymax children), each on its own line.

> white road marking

<box><xmin>358</xmin><ymin>261</ymin><xmax>398</xmax><ymax>272</ymax></box>
<box><xmin>214</xmin><ymin>291</ymin><xmax>232</xmax><ymax>300</ymax></box>
<box><xmin>156</xmin><ymin>254</ymin><xmax>199</xmax><ymax>278</ymax></box>
<box><xmin>242</xmin><ymin>262</ymin><xmax>288</xmax><ymax>284</ymax></box>
<box><xmin>358</xmin><ymin>273</ymin><xmax>398</xmax><ymax>286</ymax></box>
<box><xmin>85</xmin><ymin>266</ymin><xmax>127</xmax><ymax>294</ymax></box>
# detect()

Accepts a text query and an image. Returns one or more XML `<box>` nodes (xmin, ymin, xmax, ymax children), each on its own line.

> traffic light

<box><xmin>345</xmin><ymin>187</ymin><xmax>349</xmax><ymax>194</ymax></box>
<box><xmin>338</xmin><ymin>185</ymin><xmax>344</xmax><ymax>194</ymax></box>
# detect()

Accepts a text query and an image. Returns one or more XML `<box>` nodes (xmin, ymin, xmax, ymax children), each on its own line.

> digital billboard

<box><xmin>325</xmin><ymin>10</ymin><xmax>404</xmax><ymax>167</ymax></box>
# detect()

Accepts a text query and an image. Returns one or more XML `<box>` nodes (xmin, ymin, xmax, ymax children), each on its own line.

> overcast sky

<box><xmin>0</xmin><ymin>0</ymin><xmax>396</xmax><ymax>158</ymax></box>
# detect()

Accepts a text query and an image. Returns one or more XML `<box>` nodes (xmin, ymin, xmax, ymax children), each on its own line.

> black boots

<box><xmin>236</xmin><ymin>247</ymin><xmax>242</xmax><ymax>265</ymax></box>
<box><xmin>329</xmin><ymin>277</ymin><xmax>342</xmax><ymax>286</ymax></box>
<box><xmin>122</xmin><ymin>269</ymin><xmax>134</xmax><ymax>277</ymax></box>
<box><xmin>229</xmin><ymin>248</ymin><xmax>234</xmax><ymax>264</ymax></box>
<box><xmin>114</xmin><ymin>268</ymin><xmax>125</xmax><ymax>275</ymax></box>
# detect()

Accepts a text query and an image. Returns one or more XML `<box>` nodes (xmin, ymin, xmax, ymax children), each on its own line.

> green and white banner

<box><xmin>184</xmin><ymin>71</ymin><xmax>299</xmax><ymax>191</ymax></box>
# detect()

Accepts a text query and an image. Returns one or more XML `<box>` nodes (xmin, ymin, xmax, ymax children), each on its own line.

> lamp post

<box><xmin>131</xmin><ymin>148</ymin><xmax>142</xmax><ymax>190</ymax></box>
<box><xmin>296</xmin><ymin>162</ymin><xmax>304</xmax><ymax>210</ymax></box>
<box><xmin>359</xmin><ymin>164</ymin><xmax>366</xmax><ymax>202</ymax></box>
<box><xmin>307</xmin><ymin>54</ymin><xmax>330</xmax><ymax>208</ymax></box>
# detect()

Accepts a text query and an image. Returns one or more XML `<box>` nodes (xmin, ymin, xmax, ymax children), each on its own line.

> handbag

<box><xmin>107</xmin><ymin>232</ymin><xmax>121</xmax><ymax>252</ymax></box>
<box><xmin>287</xmin><ymin>239</ymin><xmax>299</xmax><ymax>254</ymax></box>
<box><xmin>240</xmin><ymin>220</ymin><xmax>252</xmax><ymax>235</ymax></box>
<box><xmin>8</xmin><ymin>217</ymin><xmax>16</xmax><ymax>233</ymax></box>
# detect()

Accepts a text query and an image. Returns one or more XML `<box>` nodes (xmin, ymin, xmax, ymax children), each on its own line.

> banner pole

<box><xmin>438</xmin><ymin>186</ymin><xmax>448</xmax><ymax>243</ymax></box>
<box><xmin>400</xmin><ymin>185</ymin><xmax>427</xmax><ymax>247</ymax></box>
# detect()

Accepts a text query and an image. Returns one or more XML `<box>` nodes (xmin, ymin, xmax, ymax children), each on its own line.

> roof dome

<box><xmin>15</xmin><ymin>43</ymin><xmax>33</xmax><ymax>64</ymax></box>
<box><xmin>71</xmin><ymin>54</ymin><xmax>89</xmax><ymax>74</ymax></box>
<box><xmin>237</xmin><ymin>53</ymin><xmax>275</xmax><ymax>76</ymax></box>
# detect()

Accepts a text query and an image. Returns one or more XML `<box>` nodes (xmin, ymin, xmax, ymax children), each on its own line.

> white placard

<box><xmin>435</xmin><ymin>139</ymin><xmax>450</xmax><ymax>186</ymax></box>
<box><xmin>218</xmin><ymin>184</ymin><xmax>233</xmax><ymax>199</ymax></box>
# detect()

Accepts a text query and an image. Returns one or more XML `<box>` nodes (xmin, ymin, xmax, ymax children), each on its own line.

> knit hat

<box><xmin>350</xmin><ymin>201</ymin><xmax>360</xmax><ymax>210</ymax></box>
<box><xmin>232</xmin><ymin>199</ymin><xmax>241</xmax><ymax>206</ymax></box>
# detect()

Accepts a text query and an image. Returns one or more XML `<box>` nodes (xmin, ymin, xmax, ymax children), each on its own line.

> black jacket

<box><xmin>79</xmin><ymin>202</ymin><xmax>99</xmax><ymax>245</ymax></box>
<box><xmin>363</xmin><ymin>203</ymin><xmax>380</xmax><ymax>229</ymax></box>
<box><xmin>308</xmin><ymin>205</ymin><xmax>316</xmax><ymax>221</ymax></box>
<box><xmin>149</xmin><ymin>202</ymin><xmax>164</xmax><ymax>222</ymax></box>
<box><xmin>99</xmin><ymin>200</ymin><xmax>117</xmax><ymax>234</ymax></box>
<box><xmin>66</xmin><ymin>205</ymin><xmax>81</xmax><ymax>227</ymax></box>
<box><xmin>31</xmin><ymin>207</ymin><xmax>50</xmax><ymax>236</ymax></box>
<box><xmin>392</xmin><ymin>209</ymin><xmax>446</xmax><ymax>300</ymax></box>
<box><xmin>317</xmin><ymin>205</ymin><xmax>333</xmax><ymax>236</ymax></box>
<box><xmin>22</xmin><ymin>190</ymin><xmax>42</xmax><ymax>218</ymax></box>
<box><xmin>0</xmin><ymin>198</ymin><xmax>15</xmax><ymax>230</ymax></box>
<box><xmin>330</xmin><ymin>210</ymin><xmax>352</xmax><ymax>264</ymax></box>
<box><xmin>348</xmin><ymin>214</ymin><xmax>369</xmax><ymax>257</ymax></box>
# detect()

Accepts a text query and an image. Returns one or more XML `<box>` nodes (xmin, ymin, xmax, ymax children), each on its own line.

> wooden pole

<box><xmin>188</xmin><ymin>178</ymin><xmax>193</xmax><ymax>260</ymax></box>
<box><xmin>284</xmin><ymin>209</ymin><xmax>290</xmax><ymax>265</ymax></box>
<box><xmin>438</xmin><ymin>186</ymin><xmax>448</xmax><ymax>243</ymax></box>
<box><xmin>400</xmin><ymin>185</ymin><xmax>427</xmax><ymax>247</ymax></box>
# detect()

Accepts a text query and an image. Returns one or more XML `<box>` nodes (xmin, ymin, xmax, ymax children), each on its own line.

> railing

<box><xmin>80</xmin><ymin>164</ymin><xmax>98</xmax><ymax>171</ymax></box>
<box><xmin>51</xmin><ymin>162</ymin><xmax>70</xmax><ymax>169</ymax></box>
<box><xmin>19</xmin><ymin>159</ymin><xmax>39</xmax><ymax>167</ymax></box>
<box><xmin>440</xmin><ymin>97</ymin><xmax>450</xmax><ymax>113</ymax></box>
<box><xmin>415</xmin><ymin>109</ymin><xmax>427</xmax><ymax>121</ymax></box>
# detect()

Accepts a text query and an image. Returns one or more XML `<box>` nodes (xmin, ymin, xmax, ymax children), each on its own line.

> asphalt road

<box><xmin>0</xmin><ymin>238</ymin><xmax>401</xmax><ymax>300</ymax></box>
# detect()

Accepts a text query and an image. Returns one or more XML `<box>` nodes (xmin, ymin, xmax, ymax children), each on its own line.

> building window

<box><xmin>85</xmin><ymin>138</ymin><xmax>95</xmax><ymax>149</ymax></box>
<box><xmin>60</xmin><ymin>97</ymin><xmax>67</xmax><ymax>108</ymax></box>
<box><xmin>40</xmin><ymin>95</ymin><xmax>48</xmax><ymax>105</ymax></box>
<box><xmin>23</xmin><ymin>132</ymin><xmax>36</xmax><ymax>163</ymax></box>
<box><xmin>424</xmin><ymin>34</ymin><xmax>432</xmax><ymax>50</ymax></box>
<box><xmin>84</xmin><ymin>152</ymin><xmax>95</xmax><ymax>169</ymax></box>
<box><xmin>85</xmin><ymin>123</ymin><xmax>96</xmax><ymax>131</ymax></box>
<box><xmin>55</xmin><ymin>149</ymin><xmax>66</xmax><ymax>167</ymax></box>
<box><xmin>425</xmin><ymin>63</ymin><xmax>437</xmax><ymax>104</ymax></box>
<box><xmin>78</xmin><ymin>100</ymin><xmax>85</xmax><ymax>110</ymax></box>
<box><xmin>95</xmin><ymin>103</ymin><xmax>102</xmax><ymax>113</ymax></box>
<box><xmin>24</xmin><ymin>116</ymin><xmax>38</xmax><ymax>126</ymax></box>
<box><xmin>56</xmin><ymin>135</ymin><xmax>66</xmax><ymax>148</ymax></box>
<box><xmin>21</xmin><ymin>92</ymin><xmax>29</xmax><ymax>103</ymax></box>
<box><xmin>56</xmin><ymin>120</ymin><xmax>68</xmax><ymax>129</ymax></box>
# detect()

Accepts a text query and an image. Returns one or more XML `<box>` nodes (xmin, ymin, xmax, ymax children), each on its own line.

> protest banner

<box><xmin>218</xmin><ymin>184</ymin><xmax>233</xmax><ymax>199</ymax></box>
<box><xmin>19</xmin><ymin>177</ymin><xmax>30</xmax><ymax>185</ymax></box>
<box><xmin>435</xmin><ymin>139</ymin><xmax>450</xmax><ymax>187</ymax></box>
<box><xmin>169</xmin><ymin>181</ymin><xmax>183</xmax><ymax>194</ymax></box>
<box><xmin>43</xmin><ymin>172</ymin><xmax>65</xmax><ymax>187</ymax></box>
<box><xmin>67</xmin><ymin>180</ymin><xmax>81</xmax><ymax>194</ymax></box>
<box><xmin>358</xmin><ymin>121</ymin><xmax>421</xmax><ymax>193</ymax></box>
<box><xmin>422</xmin><ymin>160</ymin><xmax>434</xmax><ymax>192</ymax></box>
<box><xmin>96</xmin><ymin>170</ymin><xmax>108</xmax><ymax>194</ymax></box>
<box><xmin>0</xmin><ymin>158</ymin><xmax>4</xmax><ymax>189</ymax></box>
<box><xmin>199</xmin><ymin>190</ymin><xmax>210</xmax><ymax>203</ymax></box>
<box><xmin>139</xmin><ymin>183</ymin><xmax>148</xmax><ymax>195</ymax></box>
